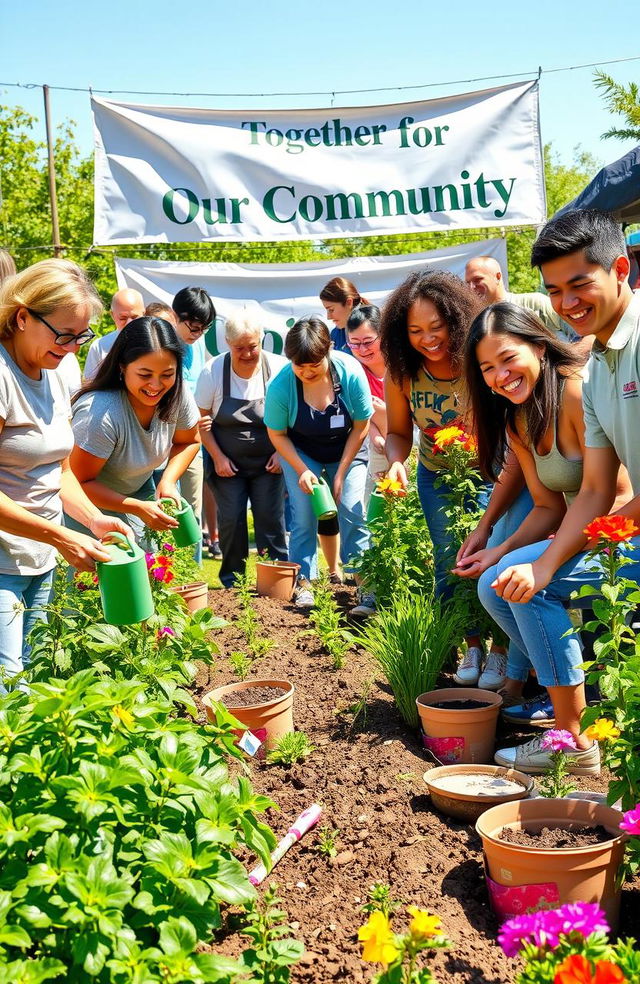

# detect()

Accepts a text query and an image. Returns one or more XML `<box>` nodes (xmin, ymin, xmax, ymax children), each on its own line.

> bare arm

<box><xmin>155</xmin><ymin>425</ymin><xmax>201</xmax><ymax>502</ymax></box>
<box><xmin>384</xmin><ymin>375</ymin><xmax>413</xmax><ymax>486</ymax></box>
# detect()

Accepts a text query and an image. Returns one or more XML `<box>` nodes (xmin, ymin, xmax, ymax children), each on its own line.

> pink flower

<box><xmin>499</xmin><ymin>913</ymin><xmax>537</xmax><ymax>956</ymax></box>
<box><xmin>145</xmin><ymin>552</ymin><xmax>156</xmax><ymax>570</ymax></box>
<box><xmin>620</xmin><ymin>805</ymin><xmax>640</xmax><ymax>835</ymax></box>
<box><xmin>152</xmin><ymin>567</ymin><xmax>166</xmax><ymax>581</ymax></box>
<box><xmin>556</xmin><ymin>903</ymin><xmax>609</xmax><ymax>940</ymax></box>
<box><xmin>162</xmin><ymin>542</ymin><xmax>175</xmax><ymax>552</ymax></box>
<box><xmin>541</xmin><ymin>729</ymin><xmax>577</xmax><ymax>753</ymax></box>
<box><xmin>499</xmin><ymin>904</ymin><xmax>609</xmax><ymax>957</ymax></box>
<box><xmin>157</xmin><ymin>626</ymin><xmax>176</xmax><ymax>639</ymax></box>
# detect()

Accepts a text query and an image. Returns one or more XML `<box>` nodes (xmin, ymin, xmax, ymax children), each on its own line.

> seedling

<box><xmin>309</xmin><ymin>576</ymin><xmax>352</xmax><ymax>669</ymax></box>
<box><xmin>266</xmin><ymin>731</ymin><xmax>315</xmax><ymax>765</ymax></box>
<box><xmin>229</xmin><ymin>650</ymin><xmax>251</xmax><ymax>680</ymax></box>
<box><xmin>235</xmin><ymin>563</ymin><xmax>275</xmax><ymax>658</ymax></box>
<box><xmin>315</xmin><ymin>824</ymin><xmax>339</xmax><ymax>858</ymax></box>
<box><xmin>240</xmin><ymin>882</ymin><xmax>304</xmax><ymax>983</ymax></box>
<box><xmin>361</xmin><ymin>881</ymin><xmax>403</xmax><ymax>918</ymax></box>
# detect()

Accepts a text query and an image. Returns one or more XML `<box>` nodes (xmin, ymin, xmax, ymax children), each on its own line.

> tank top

<box><xmin>410</xmin><ymin>364</ymin><xmax>463</xmax><ymax>471</ymax></box>
<box><xmin>530</xmin><ymin>413</ymin><xmax>583</xmax><ymax>505</ymax></box>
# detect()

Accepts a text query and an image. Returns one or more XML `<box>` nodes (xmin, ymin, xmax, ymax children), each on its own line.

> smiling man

<box><xmin>477</xmin><ymin>208</ymin><xmax>639</xmax><ymax>775</ymax></box>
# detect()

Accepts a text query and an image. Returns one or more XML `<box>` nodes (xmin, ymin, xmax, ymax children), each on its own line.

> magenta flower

<box><xmin>151</xmin><ymin>567</ymin><xmax>165</xmax><ymax>581</ymax></box>
<box><xmin>498</xmin><ymin>913</ymin><xmax>538</xmax><ymax>956</ymax></box>
<box><xmin>541</xmin><ymin>729</ymin><xmax>577</xmax><ymax>752</ymax></box>
<box><xmin>620</xmin><ymin>804</ymin><xmax>640</xmax><ymax>835</ymax></box>
<box><xmin>145</xmin><ymin>552</ymin><xmax>156</xmax><ymax>570</ymax></box>
<box><xmin>162</xmin><ymin>542</ymin><xmax>175</xmax><ymax>552</ymax></box>
<box><xmin>157</xmin><ymin>626</ymin><xmax>176</xmax><ymax>639</ymax></box>
<box><xmin>498</xmin><ymin>903</ymin><xmax>609</xmax><ymax>957</ymax></box>
<box><xmin>556</xmin><ymin>902</ymin><xmax>610</xmax><ymax>939</ymax></box>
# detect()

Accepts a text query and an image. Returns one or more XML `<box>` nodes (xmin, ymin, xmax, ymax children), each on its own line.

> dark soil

<box><xmin>194</xmin><ymin>585</ymin><xmax>639</xmax><ymax>984</ymax></box>
<box><xmin>220</xmin><ymin>685</ymin><xmax>288</xmax><ymax>707</ymax></box>
<box><xmin>427</xmin><ymin>699</ymin><xmax>493</xmax><ymax>710</ymax></box>
<box><xmin>500</xmin><ymin>824</ymin><xmax>614</xmax><ymax>849</ymax></box>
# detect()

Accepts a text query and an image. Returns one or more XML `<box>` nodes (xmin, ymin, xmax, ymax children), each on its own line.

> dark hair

<box><xmin>464</xmin><ymin>302</ymin><xmax>583</xmax><ymax>481</ymax></box>
<box><xmin>531</xmin><ymin>209</ymin><xmax>626</xmax><ymax>272</ymax></box>
<box><xmin>319</xmin><ymin>276</ymin><xmax>370</xmax><ymax>307</ymax></box>
<box><xmin>172</xmin><ymin>286</ymin><xmax>216</xmax><ymax>325</ymax></box>
<box><xmin>284</xmin><ymin>316</ymin><xmax>331</xmax><ymax>364</ymax></box>
<box><xmin>346</xmin><ymin>304</ymin><xmax>381</xmax><ymax>334</ymax></box>
<box><xmin>74</xmin><ymin>317</ymin><xmax>184</xmax><ymax>421</ymax></box>
<box><xmin>380</xmin><ymin>269</ymin><xmax>482</xmax><ymax>383</ymax></box>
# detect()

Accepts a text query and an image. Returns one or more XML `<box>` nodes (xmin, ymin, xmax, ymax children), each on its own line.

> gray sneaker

<box><xmin>294</xmin><ymin>582</ymin><xmax>314</xmax><ymax>609</ymax></box>
<box><xmin>351</xmin><ymin>591</ymin><xmax>376</xmax><ymax>617</ymax></box>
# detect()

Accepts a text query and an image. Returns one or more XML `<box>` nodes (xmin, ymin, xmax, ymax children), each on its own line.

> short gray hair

<box><xmin>224</xmin><ymin>313</ymin><xmax>264</xmax><ymax>344</ymax></box>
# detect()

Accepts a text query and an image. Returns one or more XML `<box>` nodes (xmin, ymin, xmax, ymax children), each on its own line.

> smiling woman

<box><xmin>68</xmin><ymin>317</ymin><xmax>201</xmax><ymax>543</ymax></box>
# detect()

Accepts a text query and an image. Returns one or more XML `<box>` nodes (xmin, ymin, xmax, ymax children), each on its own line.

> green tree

<box><xmin>594</xmin><ymin>70</ymin><xmax>640</xmax><ymax>142</ymax></box>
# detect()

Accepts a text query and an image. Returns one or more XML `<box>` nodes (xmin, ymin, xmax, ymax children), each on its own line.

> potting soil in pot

<box><xmin>220</xmin><ymin>685</ymin><xmax>287</xmax><ymax>708</ymax></box>
<box><xmin>500</xmin><ymin>824</ymin><xmax>613</xmax><ymax>848</ymax></box>
<box><xmin>433</xmin><ymin>774</ymin><xmax>527</xmax><ymax>796</ymax></box>
<box><xmin>428</xmin><ymin>699</ymin><xmax>492</xmax><ymax>710</ymax></box>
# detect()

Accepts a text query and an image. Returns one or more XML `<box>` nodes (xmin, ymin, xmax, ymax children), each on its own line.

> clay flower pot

<box><xmin>416</xmin><ymin>687</ymin><xmax>502</xmax><ymax>764</ymax></box>
<box><xmin>475</xmin><ymin>797</ymin><xmax>628</xmax><ymax>929</ymax></box>
<box><xmin>203</xmin><ymin>679</ymin><xmax>295</xmax><ymax>752</ymax></box>
<box><xmin>255</xmin><ymin>560</ymin><xmax>300</xmax><ymax>601</ymax></box>
<box><xmin>172</xmin><ymin>580</ymin><xmax>208</xmax><ymax>612</ymax></box>
<box><xmin>423</xmin><ymin>764</ymin><xmax>533</xmax><ymax>822</ymax></box>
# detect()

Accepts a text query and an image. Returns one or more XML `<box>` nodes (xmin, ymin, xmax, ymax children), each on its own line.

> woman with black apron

<box><xmin>196</xmin><ymin>317</ymin><xmax>288</xmax><ymax>587</ymax></box>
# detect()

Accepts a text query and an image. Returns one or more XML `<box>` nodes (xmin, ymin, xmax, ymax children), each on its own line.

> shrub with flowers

<box><xmin>358</xmin><ymin>907</ymin><xmax>449</xmax><ymax>983</ymax></box>
<box><xmin>498</xmin><ymin>902</ymin><xmax>640</xmax><ymax>984</ymax></box>
<box><xmin>537</xmin><ymin>730</ymin><xmax>578</xmax><ymax>799</ymax></box>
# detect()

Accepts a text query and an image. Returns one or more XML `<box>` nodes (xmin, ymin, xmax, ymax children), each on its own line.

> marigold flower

<box><xmin>407</xmin><ymin>906</ymin><xmax>441</xmax><ymax>939</ymax></box>
<box><xmin>583</xmin><ymin>515</ymin><xmax>639</xmax><ymax>544</ymax></box>
<box><xmin>357</xmin><ymin>911</ymin><xmax>400</xmax><ymax>964</ymax></box>
<box><xmin>541</xmin><ymin>729</ymin><xmax>578</xmax><ymax>752</ymax></box>
<box><xmin>619</xmin><ymin>804</ymin><xmax>640</xmax><ymax>835</ymax></box>
<box><xmin>376</xmin><ymin>477</ymin><xmax>407</xmax><ymax>497</ymax></box>
<box><xmin>112</xmin><ymin>704</ymin><xmax>135</xmax><ymax>728</ymax></box>
<box><xmin>554</xmin><ymin>953</ymin><xmax>625</xmax><ymax>984</ymax></box>
<box><xmin>585</xmin><ymin>719</ymin><xmax>620</xmax><ymax>743</ymax></box>
<box><xmin>432</xmin><ymin>425</ymin><xmax>465</xmax><ymax>449</ymax></box>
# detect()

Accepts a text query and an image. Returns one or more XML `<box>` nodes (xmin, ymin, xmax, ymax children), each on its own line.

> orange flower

<box><xmin>376</xmin><ymin>477</ymin><xmax>407</xmax><ymax>497</ymax></box>
<box><xmin>432</xmin><ymin>425</ymin><xmax>466</xmax><ymax>450</ymax></box>
<box><xmin>583</xmin><ymin>515</ymin><xmax>639</xmax><ymax>544</ymax></box>
<box><xmin>554</xmin><ymin>953</ymin><xmax>626</xmax><ymax>984</ymax></box>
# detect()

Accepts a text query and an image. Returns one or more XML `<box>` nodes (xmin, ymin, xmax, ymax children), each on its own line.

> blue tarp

<box><xmin>554</xmin><ymin>145</ymin><xmax>640</xmax><ymax>225</ymax></box>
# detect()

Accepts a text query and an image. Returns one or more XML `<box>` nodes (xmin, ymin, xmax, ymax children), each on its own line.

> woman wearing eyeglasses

<box><xmin>345</xmin><ymin>304</ymin><xmax>389</xmax><ymax>499</ymax></box>
<box><xmin>0</xmin><ymin>259</ymin><xmax>130</xmax><ymax>685</ymax></box>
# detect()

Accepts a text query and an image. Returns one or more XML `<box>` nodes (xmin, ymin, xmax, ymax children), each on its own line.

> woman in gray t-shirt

<box><xmin>70</xmin><ymin>317</ymin><xmax>200</xmax><ymax>539</ymax></box>
<box><xmin>0</xmin><ymin>259</ymin><xmax>130</xmax><ymax>686</ymax></box>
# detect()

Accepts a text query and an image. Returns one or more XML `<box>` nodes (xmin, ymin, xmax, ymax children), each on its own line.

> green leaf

<box><xmin>158</xmin><ymin>916</ymin><xmax>197</xmax><ymax>956</ymax></box>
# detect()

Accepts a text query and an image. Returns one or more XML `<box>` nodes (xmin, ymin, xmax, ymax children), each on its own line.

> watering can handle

<box><xmin>101</xmin><ymin>531</ymin><xmax>135</xmax><ymax>553</ymax></box>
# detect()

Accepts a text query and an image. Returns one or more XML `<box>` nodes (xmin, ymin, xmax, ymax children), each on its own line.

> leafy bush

<box><xmin>266</xmin><ymin>732</ymin><xmax>315</xmax><ymax>765</ymax></box>
<box><xmin>0</xmin><ymin>670</ymin><xmax>277</xmax><ymax>982</ymax></box>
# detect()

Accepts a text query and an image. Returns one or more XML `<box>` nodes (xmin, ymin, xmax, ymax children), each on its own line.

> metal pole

<box><xmin>42</xmin><ymin>85</ymin><xmax>62</xmax><ymax>257</ymax></box>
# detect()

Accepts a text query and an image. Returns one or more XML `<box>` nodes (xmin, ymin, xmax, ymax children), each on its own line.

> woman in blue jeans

<box><xmin>382</xmin><ymin>270</ymin><xmax>496</xmax><ymax>678</ymax></box>
<box><xmin>265</xmin><ymin>316</ymin><xmax>372</xmax><ymax>613</ymax></box>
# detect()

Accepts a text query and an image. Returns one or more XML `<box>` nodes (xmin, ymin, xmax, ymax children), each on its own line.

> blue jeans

<box><xmin>0</xmin><ymin>568</ymin><xmax>55</xmax><ymax>689</ymax></box>
<box><xmin>64</xmin><ymin>478</ymin><xmax>156</xmax><ymax>549</ymax></box>
<box><xmin>281</xmin><ymin>452</ymin><xmax>369</xmax><ymax>581</ymax></box>
<box><xmin>477</xmin><ymin>537</ymin><xmax>640</xmax><ymax>688</ymax></box>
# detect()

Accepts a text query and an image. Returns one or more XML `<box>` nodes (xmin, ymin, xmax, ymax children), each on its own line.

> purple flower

<box><xmin>498</xmin><ymin>913</ymin><xmax>537</xmax><ymax>956</ymax></box>
<box><xmin>499</xmin><ymin>904</ymin><xmax>610</xmax><ymax>957</ymax></box>
<box><xmin>157</xmin><ymin>626</ymin><xmax>176</xmax><ymax>638</ymax></box>
<box><xmin>620</xmin><ymin>804</ymin><xmax>640</xmax><ymax>835</ymax></box>
<box><xmin>541</xmin><ymin>729</ymin><xmax>577</xmax><ymax>752</ymax></box>
<box><xmin>162</xmin><ymin>542</ymin><xmax>175</xmax><ymax>553</ymax></box>
<box><xmin>556</xmin><ymin>902</ymin><xmax>610</xmax><ymax>939</ymax></box>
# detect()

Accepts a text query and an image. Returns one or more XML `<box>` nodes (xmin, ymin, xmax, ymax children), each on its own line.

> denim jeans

<box><xmin>280</xmin><ymin>452</ymin><xmax>369</xmax><ymax>581</ymax></box>
<box><xmin>477</xmin><ymin>536</ymin><xmax>640</xmax><ymax>688</ymax></box>
<box><xmin>64</xmin><ymin>478</ymin><xmax>156</xmax><ymax>549</ymax></box>
<box><xmin>0</xmin><ymin>568</ymin><xmax>55</xmax><ymax>690</ymax></box>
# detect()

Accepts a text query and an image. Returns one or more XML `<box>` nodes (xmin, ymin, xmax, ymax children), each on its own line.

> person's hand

<box><xmin>134</xmin><ymin>499</ymin><xmax>179</xmax><ymax>531</ymax></box>
<box><xmin>333</xmin><ymin>472</ymin><xmax>344</xmax><ymax>505</ymax></box>
<box><xmin>155</xmin><ymin>480</ymin><xmax>182</xmax><ymax>506</ymax></box>
<box><xmin>55</xmin><ymin>527</ymin><xmax>113</xmax><ymax>571</ymax></box>
<box><xmin>456</xmin><ymin>523</ymin><xmax>491</xmax><ymax>566</ymax></box>
<box><xmin>491</xmin><ymin>561</ymin><xmax>551</xmax><ymax>604</ymax></box>
<box><xmin>265</xmin><ymin>452</ymin><xmax>282</xmax><ymax>474</ymax></box>
<box><xmin>372</xmin><ymin>434</ymin><xmax>386</xmax><ymax>454</ymax></box>
<box><xmin>371</xmin><ymin>395</ymin><xmax>386</xmax><ymax>412</ymax></box>
<box><xmin>298</xmin><ymin>470</ymin><xmax>317</xmax><ymax>494</ymax></box>
<box><xmin>88</xmin><ymin>513</ymin><xmax>133</xmax><ymax>543</ymax></box>
<box><xmin>386</xmin><ymin>461</ymin><xmax>408</xmax><ymax>488</ymax></box>
<box><xmin>198</xmin><ymin>414</ymin><xmax>212</xmax><ymax>435</ymax></box>
<box><xmin>213</xmin><ymin>454</ymin><xmax>238</xmax><ymax>478</ymax></box>
<box><xmin>453</xmin><ymin>545</ymin><xmax>503</xmax><ymax>580</ymax></box>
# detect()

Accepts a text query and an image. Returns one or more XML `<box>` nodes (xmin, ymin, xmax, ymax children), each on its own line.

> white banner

<box><xmin>114</xmin><ymin>238</ymin><xmax>507</xmax><ymax>355</ymax></box>
<box><xmin>94</xmin><ymin>82</ymin><xmax>545</xmax><ymax>245</ymax></box>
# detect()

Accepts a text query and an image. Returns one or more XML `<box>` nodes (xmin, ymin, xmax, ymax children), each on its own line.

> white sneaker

<box><xmin>294</xmin><ymin>581</ymin><xmax>314</xmax><ymax>609</ymax></box>
<box><xmin>494</xmin><ymin>735</ymin><xmax>600</xmax><ymax>775</ymax></box>
<box><xmin>351</xmin><ymin>591</ymin><xmax>376</xmax><ymax>617</ymax></box>
<box><xmin>478</xmin><ymin>650</ymin><xmax>507</xmax><ymax>690</ymax></box>
<box><xmin>453</xmin><ymin>646</ymin><xmax>482</xmax><ymax>685</ymax></box>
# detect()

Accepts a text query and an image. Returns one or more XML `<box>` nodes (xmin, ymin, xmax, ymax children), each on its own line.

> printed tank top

<box><xmin>410</xmin><ymin>364</ymin><xmax>463</xmax><ymax>471</ymax></box>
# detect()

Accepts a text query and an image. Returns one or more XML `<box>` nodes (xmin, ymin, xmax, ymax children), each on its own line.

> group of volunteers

<box><xmin>1</xmin><ymin>206</ymin><xmax>639</xmax><ymax>779</ymax></box>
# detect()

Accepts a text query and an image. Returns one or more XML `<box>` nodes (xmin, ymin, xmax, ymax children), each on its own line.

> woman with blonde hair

<box><xmin>0</xmin><ymin>258</ymin><xmax>129</xmax><ymax>685</ymax></box>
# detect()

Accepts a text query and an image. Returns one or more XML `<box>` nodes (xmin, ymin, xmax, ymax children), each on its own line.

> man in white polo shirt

<box><xmin>477</xmin><ymin>209</ymin><xmax>639</xmax><ymax>775</ymax></box>
<box><xmin>83</xmin><ymin>288</ymin><xmax>144</xmax><ymax>381</ymax></box>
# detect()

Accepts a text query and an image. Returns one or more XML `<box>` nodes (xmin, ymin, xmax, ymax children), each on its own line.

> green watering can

<box><xmin>158</xmin><ymin>496</ymin><xmax>201</xmax><ymax>548</ymax></box>
<box><xmin>310</xmin><ymin>477</ymin><xmax>337</xmax><ymax>521</ymax></box>
<box><xmin>367</xmin><ymin>489</ymin><xmax>387</xmax><ymax>524</ymax></box>
<box><xmin>96</xmin><ymin>532</ymin><xmax>155</xmax><ymax>626</ymax></box>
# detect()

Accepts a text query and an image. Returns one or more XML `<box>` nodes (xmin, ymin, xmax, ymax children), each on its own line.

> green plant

<box><xmin>0</xmin><ymin>670</ymin><xmax>278</xmax><ymax>982</ymax></box>
<box><xmin>239</xmin><ymin>882</ymin><xmax>304</xmax><ymax>984</ymax></box>
<box><xmin>353</xmin><ymin>587</ymin><xmax>466</xmax><ymax>729</ymax></box>
<box><xmin>335</xmin><ymin>677</ymin><xmax>373</xmax><ymax>731</ymax></box>
<box><xmin>266</xmin><ymin>731</ymin><xmax>315</xmax><ymax>765</ymax></box>
<box><xmin>536</xmin><ymin>730</ymin><xmax>578</xmax><ymax>799</ymax></box>
<box><xmin>315</xmin><ymin>825</ymin><xmax>339</xmax><ymax>858</ymax></box>
<box><xmin>358</xmin><ymin>906</ymin><xmax>449</xmax><ymax>983</ymax></box>
<box><xmin>235</xmin><ymin>565</ymin><xmax>275</xmax><ymax>659</ymax></box>
<box><xmin>361</xmin><ymin>882</ymin><xmax>403</xmax><ymax>919</ymax></box>
<box><xmin>308</xmin><ymin>576</ymin><xmax>351</xmax><ymax>669</ymax></box>
<box><xmin>229</xmin><ymin>650</ymin><xmax>252</xmax><ymax>680</ymax></box>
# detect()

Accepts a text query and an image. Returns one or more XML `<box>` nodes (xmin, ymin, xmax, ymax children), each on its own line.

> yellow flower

<box><xmin>407</xmin><ymin>907</ymin><xmax>442</xmax><ymax>939</ymax></box>
<box><xmin>585</xmin><ymin>719</ymin><xmax>620</xmax><ymax>742</ymax></box>
<box><xmin>376</xmin><ymin>477</ymin><xmax>407</xmax><ymax>497</ymax></box>
<box><xmin>358</xmin><ymin>912</ymin><xmax>400</xmax><ymax>964</ymax></box>
<box><xmin>433</xmin><ymin>426</ymin><xmax>465</xmax><ymax>449</ymax></box>
<box><xmin>112</xmin><ymin>704</ymin><xmax>135</xmax><ymax>729</ymax></box>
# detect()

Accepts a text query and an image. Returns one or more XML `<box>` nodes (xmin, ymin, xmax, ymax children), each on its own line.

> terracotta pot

<box><xmin>255</xmin><ymin>561</ymin><xmax>300</xmax><ymax>601</ymax></box>
<box><xmin>203</xmin><ymin>679</ymin><xmax>294</xmax><ymax>752</ymax></box>
<box><xmin>416</xmin><ymin>688</ymin><xmax>502</xmax><ymax>764</ymax></box>
<box><xmin>423</xmin><ymin>764</ymin><xmax>533</xmax><ymax>822</ymax></box>
<box><xmin>172</xmin><ymin>580</ymin><xmax>208</xmax><ymax>612</ymax></box>
<box><xmin>476</xmin><ymin>797</ymin><xmax>628</xmax><ymax>929</ymax></box>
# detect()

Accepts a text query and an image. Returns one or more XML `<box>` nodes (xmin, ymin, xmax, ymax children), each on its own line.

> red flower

<box><xmin>583</xmin><ymin>516</ymin><xmax>638</xmax><ymax>544</ymax></box>
<box><xmin>554</xmin><ymin>954</ymin><xmax>626</xmax><ymax>984</ymax></box>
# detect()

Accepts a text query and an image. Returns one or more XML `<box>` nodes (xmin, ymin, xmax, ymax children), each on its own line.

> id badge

<box><xmin>330</xmin><ymin>414</ymin><xmax>345</xmax><ymax>429</ymax></box>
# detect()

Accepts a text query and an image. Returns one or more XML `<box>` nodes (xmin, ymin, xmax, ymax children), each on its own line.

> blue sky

<box><xmin>1</xmin><ymin>0</ymin><xmax>638</xmax><ymax>173</ymax></box>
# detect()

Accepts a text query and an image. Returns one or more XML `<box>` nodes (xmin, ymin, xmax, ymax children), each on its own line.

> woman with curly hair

<box><xmin>382</xmin><ymin>269</ymin><xmax>491</xmax><ymax>671</ymax></box>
